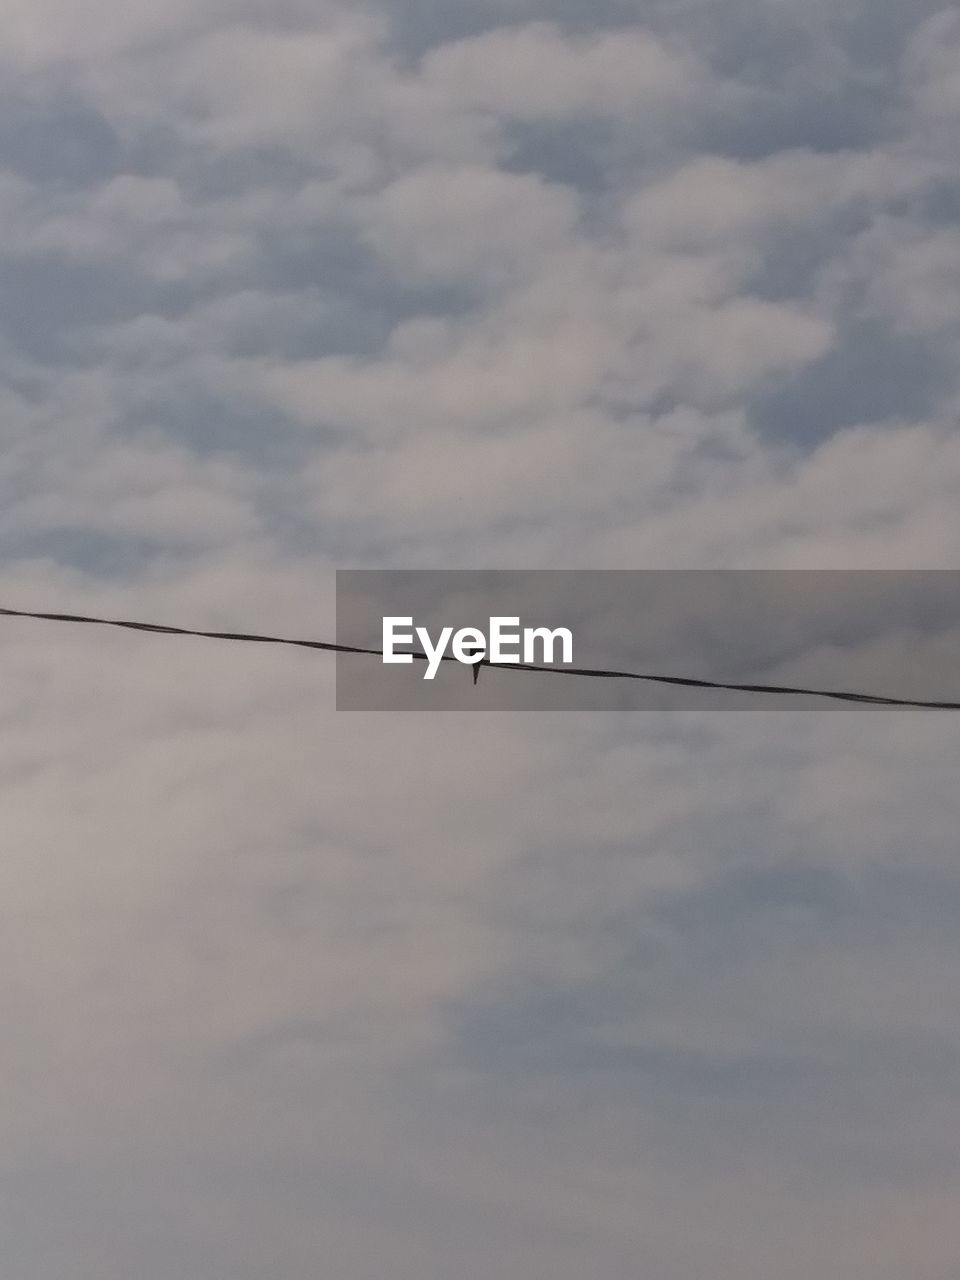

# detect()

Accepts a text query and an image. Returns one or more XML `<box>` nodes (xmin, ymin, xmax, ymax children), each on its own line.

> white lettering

<box><xmin>523</xmin><ymin>626</ymin><xmax>573</xmax><ymax>665</ymax></box>
<box><xmin>417</xmin><ymin>625</ymin><xmax>454</xmax><ymax>679</ymax></box>
<box><xmin>382</xmin><ymin>617</ymin><xmax>414</xmax><ymax>663</ymax></box>
<box><xmin>489</xmin><ymin>616</ymin><xmax>521</xmax><ymax>663</ymax></box>
<box><xmin>382</xmin><ymin>617</ymin><xmax>574</xmax><ymax>678</ymax></box>
<box><xmin>452</xmin><ymin>627</ymin><xmax>486</xmax><ymax>666</ymax></box>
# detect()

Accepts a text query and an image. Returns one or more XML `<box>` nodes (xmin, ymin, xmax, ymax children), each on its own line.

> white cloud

<box><xmin>1</xmin><ymin>2</ymin><xmax>960</xmax><ymax>1276</ymax></box>
<box><xmin>620</xmin><ymin>147</ymin><xmax>937</xmax><ymax>250</ymax></box>
<box><xmin>421</xmin><ymin>21</ymin><xmax>715</xmax><ymax>121</ymax></box>
<box><xmin>358</xmin><ymin>164</ymin><xmax>581</xmax><ymax>288</ymax></box>
<box><xmin>905</xmin><ymin>8</ymin><xmax>960</xmax><ymax>122</ymax></box>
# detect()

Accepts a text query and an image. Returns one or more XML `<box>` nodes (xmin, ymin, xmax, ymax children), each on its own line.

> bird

<box><xmin>462</xmin><ymin>643</ymin><xmax>484</xmax><ymax>685</ymax></box>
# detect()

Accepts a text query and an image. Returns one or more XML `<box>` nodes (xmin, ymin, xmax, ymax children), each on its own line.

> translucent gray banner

<box><xmin>335</xmin><ymin>570</ymin><xmax>960</xmax><ymax>710</ymax></box>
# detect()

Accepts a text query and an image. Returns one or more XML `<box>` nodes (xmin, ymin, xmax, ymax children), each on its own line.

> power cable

<box><xmin>1</xmin><ymin>602</ymin><xmax>958</xmax><ymax>708</ymax></box>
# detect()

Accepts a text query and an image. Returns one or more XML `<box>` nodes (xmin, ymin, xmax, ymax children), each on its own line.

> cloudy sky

<box><xmin>2</xmin><ymin>1</ymin><xmax>960</xmax><ymax>1276</ymax></box>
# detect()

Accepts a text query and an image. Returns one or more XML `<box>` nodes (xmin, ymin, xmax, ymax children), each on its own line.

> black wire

<box><xmin>1</xmin><ymin>603</ymin><xmax>958</xmax><ymax>709</ymax></box>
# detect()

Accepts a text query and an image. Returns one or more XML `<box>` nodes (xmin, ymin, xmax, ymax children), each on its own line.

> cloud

<box><xmin>905</xmin><ymin>9</ymin><xmax>960</xmax><ymax>124</ymax></box>
<box><xmin>1</xmin><ymin>1</ymin><xmax>960</xmax><ymax>1277</ymax></box>
<box><xmin>357</xmin><ymin>164</ymin><xmax>581</xmax><ymax>288</ymax></box>
<box><xmin>420</xmin><ymin>21</ymin><xmax>714</xmax><ymax>121</ymax></box>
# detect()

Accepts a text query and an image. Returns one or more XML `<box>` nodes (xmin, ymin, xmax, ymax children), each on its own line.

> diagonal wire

<box><xmin>1</xmin><ymin>603</ymin><xmax>959</xmax><ymax>708</ymax></box>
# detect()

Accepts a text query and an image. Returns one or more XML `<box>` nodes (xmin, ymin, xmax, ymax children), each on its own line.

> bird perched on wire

<box><xmin>462</xmin><ymin>643</ymin><xmax>484</xmax><ymax>684</ymax></box>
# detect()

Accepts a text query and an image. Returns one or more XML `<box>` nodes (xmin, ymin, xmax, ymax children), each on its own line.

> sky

<box><xmin>1</xmin><ymin>1</ymin><xmax>960</xmax><ymax>1276</ymax></box>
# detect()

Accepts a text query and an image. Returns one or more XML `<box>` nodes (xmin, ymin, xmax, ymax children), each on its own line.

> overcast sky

<box><xmin>2</xmin><ymin>2</ymin><xmax>960</xmax><ymax>1276</ymax></box>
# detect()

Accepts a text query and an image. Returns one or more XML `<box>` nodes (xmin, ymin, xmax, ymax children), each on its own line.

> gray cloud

<box><xmin>1</xmin><ymin>1</ymin><xmax>960</xmax><ymax>1276</ymax></box>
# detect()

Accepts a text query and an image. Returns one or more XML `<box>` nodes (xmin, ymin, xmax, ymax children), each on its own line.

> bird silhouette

<box><xmin>462</xmin><ymin>643</ymin><xmax>484</xmax><ymax>685</ymax></box>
